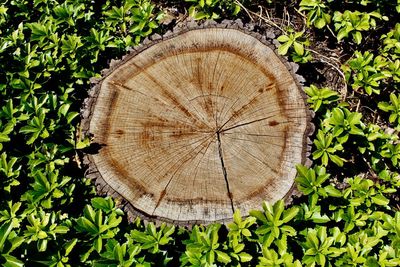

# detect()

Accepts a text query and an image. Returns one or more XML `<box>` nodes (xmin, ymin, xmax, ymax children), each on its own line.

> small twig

<box><xmin>326</xmin><ymin>25</ymin><xmax>337</xmax><ymax>39</ymax></box>
<box><xmin>235</xmin><ymin>0</ymin><xmax>287</xmax><ymax>33</ymax></box>
<box><xmin>283</xmin><ymin>6</ymin><xmax>289</xmax><ymax>28</ymax></box>
<box><xmin>294</xmin><ymin>7</ymin><xmax>307</xmax><ymax>30</ymax></box>
<box><xmin>374</xmin><ymin>114</ymin><xmax>379</xmax><ymax>124</ymax></box>
<box><xmin>236</xmin><ymin>0</ymin><xmax>253</xmax><ymax>22</ymax></box>
<box><xmin>355</xmin><ymin>99</ymin><xmax>361</xmax><ymax>112</ymax></box>
<box><xmin>360</xmin><ymin>105</ymin><xmax>376</xmax><ymax>114</ymax></box>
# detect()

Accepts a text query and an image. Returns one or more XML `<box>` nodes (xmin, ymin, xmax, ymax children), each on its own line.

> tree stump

<box><xmin>82</xmin><ymin>22</ymin><xmax>313</xmax><ymax>225</ymax></box>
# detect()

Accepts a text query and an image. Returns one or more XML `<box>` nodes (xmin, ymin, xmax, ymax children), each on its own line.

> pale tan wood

<box><xmin>83</xmin><ymin>23</ymin><xmax>312</xmax><ymax>224</ymax></box>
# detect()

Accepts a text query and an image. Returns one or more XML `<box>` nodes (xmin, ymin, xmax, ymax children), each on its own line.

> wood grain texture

<box><xmin>81</xmin><ymin>21</ymin><xmax>313</xmax><ymax>225</ymax></box>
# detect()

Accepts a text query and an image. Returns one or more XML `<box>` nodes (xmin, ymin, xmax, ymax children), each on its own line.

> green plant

<box><xmin>0</xmin><ymin>153</ymin><xmax>20</xmax><ymax>193</ymax></box>
<box><xmin>380</xmin><ymin>142</ymin><xmax>400</xmax><ymax>166</ymax></box>
<box><xmin>381</xmin><ymin>23</ymin><xmax>400</xmax><ymax>60</ymax></box>
<box><xmin>181</xmin><ymin>224</ymin><xmax>231</xmax><ymax>266</ymax></box>
<box><xmin>300</xmin><ymin>198</ymin><xmax>331</xmax><ymax>224</ymax></box>
<box><xmin>295</xmin><ymin>164</ymin><xmax>342</xmax><ymax>199</ymax></box>
<box><xmin>257</xmin><ymin>246</ymin><xmax>301</xmax><ymax>267</ymax></box>
<box><xmin>312</xmin><ymin>130</ymin><xmax>346</xmax><ymax>166</ymax></box>
<box><xmin>0</xmin><ymin>201</ymin><xmax>23</xmax><ymax>229</ymax></box>
<box><xmin>0</xmin><ymin>221</ymin><xmax>24</xmax><ymax>267</ymax></box>
<box><xmin>343</xmin><ymin>176</ymin><xmax>392</xmax><ymax>207</ymax></box>
<box><xmin>19</xmin><ymin>108</ymin><xmax>50</xmax><ymax>145</ymax></box>
<box><xmin>343</xmin><ymin>51</ymin><xmax>391</xmax><ymax>95</ymax></box>
<box><xmin>226</xmin><ymin>210</ymin><xmax>255</xmax><ymax>264</ymax></box>
<box><xmin>186</xmin><ymin>0</ymin><xmax>240</xmax><ymax>20</ymax></box>
<box><xmin>227</xmin><ymin>209</ymin><xmax>255</xmax><ymax>242</ymax></box>
<box><xmin>333</xmin><ymin>206</ymin><xmax>370</xmax><ymax>233</ymax></box>
<box><xmin>378</xmin><ymin>93</ymin><xmax>400</xmax><ymax>125</ymax></box>
<box><xmin>250</xmin><ymin>200</ymin><xmax>299</xmax><ymax>247</ymax></box>
<box><xmin>378</xmin><ymin>169</ymin><xmax>400</xmax><ymax>188</ymax></box>
<box><xmin>128</xmin><ymin>222</ymin><xmax>175</xmax><ymax>254</ymax></box>
<box><xmin>323</xmin><ymin>107</ymin><xmax>364</xmax><ymax>143</ymax></box>
<box><xmin>92</xmin><ymin>239</ymin><xmax>146</xmax><ymax>267</ymax></box>
<box><xmin>299</xmin><ymin>0</ymin><xmax>332</xmax><ymax>29</ymax></box>
<box><xmin>21</xmin><ymin>170</ymin><xmax>73</xmax><ymax>209</ymax></box>
<box><xmin>75</xmin><ymin>204</ymin><xmax>122</xmax><ymax>261</ymax></box>
<box><xmin>300</xmin><ymin>226</ymin><xmax>346</xmax><ymax>266</ymax></box>
<box><xmin>304</xmin><ymin>85</ymin><xmax>339</xmax><ymax>112</ymax></box>
<box><xmin>334</xmin><ymin>224</ymin><xmax>389</xmax><ymax>266</ymax></box>
<box><xmin>23</xmin><ymin>210</ymin><xmax>69</xmax><ymax>252</ymax></box>
<box><xmin>382</xmin><ymin>212</ymin><xmax>400</xmax><ymax>248</ymax></box>
<box><xmin>277</xmin><ymin>30</ymin><xmax>312</xmax><ymax>63</ymax></box>
<box><xmin>36</xmin><ymin>238</ymin><xmax>78</xmax><ymax>267</ymax></box>
<box><xmin>333</xmin><ymin>10</ymin><xmax>388</xmax><ymax>44</ymax></box>
<box><xmin>102</xmin><ymin>0</ymin><xmax>163</xmax><ymax>45</ymax></box>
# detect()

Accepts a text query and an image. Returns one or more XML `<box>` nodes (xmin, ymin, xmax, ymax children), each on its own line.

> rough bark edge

<box><xmin>80</xmin><ymin>18</ymin><xmax>315</xmax><ymax>226</ymax></box>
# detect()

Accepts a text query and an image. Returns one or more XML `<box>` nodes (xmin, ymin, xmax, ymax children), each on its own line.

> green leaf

<box><xmin>293</xmin><ymin>41</ymin><xmax>304</xmax><ymax>56</ymax></box>
<box><xmin>324</xmin><ymin>185</ymin><xmax>342</xmax><ymax>197</ymax></box>
<box><xmin>233</xmin><ymin>209</ymin><xmax>241</xmax><ymax>225</ymax></box>
<box><xmin>353</xmin><ymin>31</ymin><xmax>362</xmax><ymax>44</ymax></box>
<box><xmin>0</xmin><ymin>222</ymin><xmax>12</xmax><ymax>250</ymax></box>
<box><xmin>2</xmin><ymin>254</ymin><xmax>24</xmax><ymax>267</ymax></box>
<box><xmin>37</xmin><ymin>231</ymin><xmax>47</xmax><ymax>239</ymax></box>
<box><xmin>215</xmin><ymin>250</ymin><xmax>231</xmax><ymax>264</ymax></box>
<box><xmin>54</xmin><ymin>225</ymin><xmax>69</xmax><ymax>234</ymax></box>
<box><xmin>249</xmin><ymin>210</ymin><xmax>267</xmax><ymax>223</ymax></box>
<box><xmin>371</xmin><ymin>194</ymin><xmax>389</xmax><ymax>206</ymax></box>
<box><xmin>76</xmin><ymin>217</ymin><xmax>98</xmax><ymax>234</ymax></box>
<box><xmin>238</xmin><ymin>252</ymin><xmax>252</xmax><ymax>262</ymax></box>
<box><xmin>242</xmin><ymin>228</ymin><xmax>251</xmax><ymax>237</ymax></box>
<box><xmin>273</xmin><ymin>200</ymin><xmax>285</xmax><ymax>222</ymax></box>
<box><xmin>316</xmin><ymin>253</ymin><xmax>326</xmax><ymax>266</ymax></box>
<box><xmin>131</xmin><ymin>230</ymin><xmax>153</xmax><ymax>243</ymax></box>
<box><xmin>66</xmin><ymin>112</ymin><xmax>79</xmax><ymax>124</ymax></box>
<box><xmin>94</xmin><ymin>236</ymin><xmax>102</xmax><ymax>253</ymax></box>
<box><xmin>390</xmin><ymin>93</ymin><xmax>398</xmax><ymax>107</ymax></box>
<box><xmin>64</xmin><ymin>238</ymin><xmax>78</xmax><ymax>256</ymax></box>
<box><xmin>0</xmin><ymin>134</ymin><xmax>10</xmax><ymax>142</ymax></box>
<box><xmin>114</xmin><ymin>243</ymin><xmax>123</xmax><ymax>263</ymax></box>
<box><xmin>91</xmin><ymin>197</ymin><xmax>113</xmax><ymax>212</ymax></box>
<box><xmin>58</xmin><ymin>103</ymin><xmax>70</xmax><ymax>116</ymax></box>
<box><xmin>278</xmin><ymin>41</ymin><xmax>292</xmax><ymax>55</ymax></box>
<box><xmin>281</xmin><ymin>207</ymin><xmax>299</xmax><ymax>223</ymax></box>
<box><xmin>337</xmin><ymin>28</ymin><xmax>348</xmax><ymax>41</ymax></box>
<box><xmin>315</xmin><ymin>18</ymin><xmax>326</xmax><ymax>29</ymax></box>
<box><xmin>193</xmin><ymin>11</ymin><xmax>209</xmax><ymax>20</ymax></box>
<box><xmin>277</xmin><ymin>35</ymin><xmax>290</xmax><ymax>42</ymax></box>
<box><xmin>296</xmin><ymin>164</ymin><xmax>309</xmax><ymax>179</ymax></box>
<box><xmin>329</xmin><ymin>154</ymin><xmax>344</xmax><ymax>167</ymax></box>
<box><xmin>378</xmin><ymin>102</ymin><xmax>392</xmax><ymax>112</ymax></box>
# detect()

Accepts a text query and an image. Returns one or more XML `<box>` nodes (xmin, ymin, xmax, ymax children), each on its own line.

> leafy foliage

<box><xmin>379</xmin><ymin>93</ymin><xmax>400</xmax><ymax>125</ymax></box>
<box><xmin>185</xmin><ymin>0</ymin><xmax>241</xmax><ymax>20</ymax></box>
<box><xmin>299</xmin><ymin>0</ymin><xmax>331</xmax><ymax>29</ymax></box>
<box><xmin>343</xmin><ymin>51</ymin><xmax>392</xmax><ymax>95</ymax></box>
<box><xmin>333</xmin><ymin>10</ymin><xmax>387</xmax><ymax>44</ymax></box>
<box><xmin>304</xmin><ymin>85</ymin><xmax>339</xmax><ymax>112</ymax></box>
<box><xmin>277</xmin><ymin>29</ymin><xmax>312</xmax><ymax>63</ymax></box>
<box><xmin>0</xmin><ymin>0</ymin><xmax>399</xmax><ymax>266</ymax></box>
<box><xmin>312</xmin><ymin>129</ymin><xmax>346</xmax><ymax>166</ymax></box>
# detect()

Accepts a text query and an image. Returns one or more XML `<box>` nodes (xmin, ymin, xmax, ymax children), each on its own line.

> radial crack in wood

<box><xmin>216</xmin><ymin>131</ymin><xmax>234</xmax><ymax>213</ymax></box>
<box><xmin>82</xmin><ymin>23</ymin><xmax>313</xmax><ymax>225</ymax></box>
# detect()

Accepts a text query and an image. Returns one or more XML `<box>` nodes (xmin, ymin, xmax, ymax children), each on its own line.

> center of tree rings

<box><xmin>82</xmin><ymin>24</ymin><xmax>312</xmax><ymax>225</ymax></box>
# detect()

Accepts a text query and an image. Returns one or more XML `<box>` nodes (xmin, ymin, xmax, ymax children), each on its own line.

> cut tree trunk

<box><xmin>81</xmin><ymin>21</ymin><xmax>313</xmax><ymax>225</ymax></box>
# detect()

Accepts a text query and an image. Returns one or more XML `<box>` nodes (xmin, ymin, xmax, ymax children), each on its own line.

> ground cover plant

<box><xmin>0</xmin><ymin>0</ymin><xmax>399</xmax><ymax>266</ymax></box>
